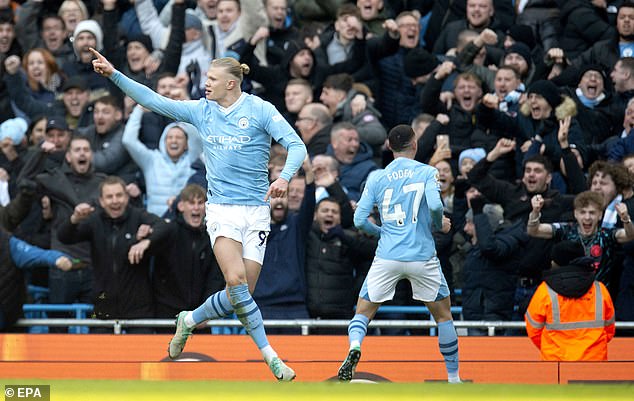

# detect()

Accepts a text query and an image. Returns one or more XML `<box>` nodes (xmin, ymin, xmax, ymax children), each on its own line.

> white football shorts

<box><xmin>205</xmin><ymin>203</ymin><xmax>270</xmax><ymax>265</ymax></box>
<box><xmin>359</xmin><ymin>256</ymin><xmax>449</xmax><ymax>303</ymax></box>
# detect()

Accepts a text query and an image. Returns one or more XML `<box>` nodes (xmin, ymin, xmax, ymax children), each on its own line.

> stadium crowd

<box><xmin>0</xmin><ymin>0</ymin><xmax>633</xmax><ymax>335</ymax></box>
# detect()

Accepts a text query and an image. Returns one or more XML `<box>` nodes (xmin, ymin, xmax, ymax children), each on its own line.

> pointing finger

<box><xmin>88</xmin><ymin>47</ymin><xmax>101</xmax><ymax>59</ymax></box>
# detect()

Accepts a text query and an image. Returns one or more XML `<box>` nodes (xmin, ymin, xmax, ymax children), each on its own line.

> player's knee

<box><xmin>431</xmin><ymin>307</ymin><xmax>453</xmax><ymax>322</ymax></box>
<box><xmin>225</xmin><ymin>273</ymin><xmax>247</xmax><ymax>287</ymax></box>
<box><xmin>435</xmin><ymin>315</ymin><xmax>453</xmax><ymax>323</ymax></box>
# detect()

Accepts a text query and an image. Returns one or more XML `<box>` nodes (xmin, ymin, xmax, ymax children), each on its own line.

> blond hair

<box><xmin>211</xmin><ymin>58</ymin><xmax>250</xmax><ymax>83</ymax></box>
<box><xmin>58</xmin><ymin>0</ymin><xmax>89</xmax><ymax>19</ymax></box>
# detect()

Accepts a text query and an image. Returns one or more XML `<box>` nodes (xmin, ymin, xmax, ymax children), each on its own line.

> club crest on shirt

<box><xmin>434</xmin><ymin>172</ymin><xmax>441</xmax><ymax>190</ymax></box>
<box><xmin>238</xmin><ymin>117</ymin><xmax>249</xmax><ymax>129</ymax></box>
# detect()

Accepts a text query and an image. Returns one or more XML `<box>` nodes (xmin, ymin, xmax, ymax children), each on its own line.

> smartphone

<box><xmin>436</xmin><ymin>134</ymin><xmax>450</xmax><ymax>149</ymax></box>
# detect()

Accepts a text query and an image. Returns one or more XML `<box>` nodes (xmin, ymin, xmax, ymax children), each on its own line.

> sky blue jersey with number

<box><xmin>353</xmin><ymin>157</ymin><xmax>444</xmax><ymax>262</ymax></box>
<box><xmin>110</xmin><ymin>71</ymin><xmax>306</xmax><ymax>206</ymax></box>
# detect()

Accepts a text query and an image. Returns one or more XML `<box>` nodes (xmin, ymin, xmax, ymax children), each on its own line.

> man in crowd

<box><xmin>58</xmin><ymin>176</ymin><xmax>160</xmax><ymax>331</ymax></box>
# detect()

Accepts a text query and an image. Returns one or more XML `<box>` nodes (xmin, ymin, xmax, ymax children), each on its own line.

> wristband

<box><xmin>527</xmin><ymin>212</ymin><xmax>541</xmax><ymax>226</ymax></box>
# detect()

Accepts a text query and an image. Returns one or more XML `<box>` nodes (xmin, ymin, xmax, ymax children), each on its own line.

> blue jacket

<box><xmin>122</xmin><ymin>106</ymin><xmax>202</xmax><ymax>216</ymax></box>
<box><xmin>375</xmin><ymin>48</ymin><xmax>421</xmax><ymax>129</ymax></box>
<box><xmin>608</xmin><ymin>130</ymin><xmax>634</xmax><ymax>162</ymax></box>
<box><xmin>253</xmin><ymin>183</ymin><xmax>316</xmax><ymax>309</ymax></box>
<box><xmin>9</xmin><ymin>236</ymin><xmax>65</xmax><ymax>269</ymax></box>
<box><xmin>0</xmin><ymin>228</ymin><xmax>66</xmax><ymax>329</ymax></box>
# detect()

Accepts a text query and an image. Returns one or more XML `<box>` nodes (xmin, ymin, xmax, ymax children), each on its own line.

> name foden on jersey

<box><xmin>386</xmin><ymin>169</ymin><xmax>413</xmax><ymax>182</ymax></box>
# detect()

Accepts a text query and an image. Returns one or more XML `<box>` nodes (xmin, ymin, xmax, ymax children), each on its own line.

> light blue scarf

<box><xmin>576</xmin><ymin>87</ymin><xmax>606</xmax><ymax>109</ymax></box>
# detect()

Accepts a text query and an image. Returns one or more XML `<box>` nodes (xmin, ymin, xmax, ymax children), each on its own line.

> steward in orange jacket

<box><xmin>525</xmin><ymin>241</ymin><xmax>615</xmax><ymax>361</ymax></box>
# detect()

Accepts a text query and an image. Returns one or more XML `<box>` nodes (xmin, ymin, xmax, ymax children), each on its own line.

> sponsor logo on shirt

<box><xmin>206</xmin><ymin>135</ymin><xmax>252</xmax><ymax>150</ymax></box>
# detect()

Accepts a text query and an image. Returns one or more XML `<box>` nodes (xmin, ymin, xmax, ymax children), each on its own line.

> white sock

<box><xmin>350</xmin><ymin>340</ymin><xmax>361</xmax><ymax>350</ymax></box>
<box><xmin>448</xmin><ymin>371</ymin><xmax>461</xmax><ymax>383</ymax></box>
<box><xmin>184</xmin><ymin>312</ymin><xmax>196</xmax><ymax>328</ymax></box>
<box><xmin>260</xmin><ymin>345</ymin><xmax>277</xmax><ymax>364</ymax></box>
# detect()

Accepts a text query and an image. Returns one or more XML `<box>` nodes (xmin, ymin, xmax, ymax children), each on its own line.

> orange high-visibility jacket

<box><xmin>525</xmin><ymin>281</ymin><xmax>615</xmax><ymax>361</ymax></box>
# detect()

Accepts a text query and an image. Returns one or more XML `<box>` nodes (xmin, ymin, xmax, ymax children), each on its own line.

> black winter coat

<box><xmin>432</xmin><ymin>19</ymin><xmax>505</xmax><ymax>59</ymax></box>
<box><xmin>0</xmin><ymin>189</ymin><xmax>36</xmax><ymax>232</ymax></box>
<box><xmin>240</xmin><ymin>38</ymin><xmax>365</xmax><ymax>113</ymax></box>
<box><xmin>418</xmin><ymin>76</ymin><xmax>486</xmax><ymax>161</ymax></box>
<box><xmin>148</xmin><ymin>215</ymin><xmax>224</xmax><ymax>318</ymax></box>
<box><xmin>57</xmin><ymin>206</ymin><xmax>160</xmax><ymax>319</ymax></box>
<box><xmin>573</xmin><ymin>35</ymin><xmax>621</xmax><ymax>77</ymax></box>
<box><xmin>0</xmin><ymin>229</ymin><xmax>25</xmax><ymax>329</ymax></box>
<box><xmin>467</xmin><ymin>158</ymin><xmax>576</xmax><ymax>224</ymax></box>
<box><xmin>462</xmin><ymin>218</ymin><xmax>526</xmax><ymax>321</ymax></box>
<box><xmin>564</xmin><ymin>87</ymin><xmax>616</xmax><ymax>146</ymax></box>
<box><xmin>407</xmin><ymin>0</ymin><xmax>514</xmax><ymax>51</ymax></box>
<box><xmin>36</xmin><ymin>163</ymin><xmax>105</xmax><ymax>264</ymax></box>
<box><xmin>305</xmin><ymin>223</ymin><xmax>376</xmax><ymax>319</ymax></box>
<box><xmin>558</xmin><ymin>0</ymin><xmax>615</xmax><ymax>59</ymax></box>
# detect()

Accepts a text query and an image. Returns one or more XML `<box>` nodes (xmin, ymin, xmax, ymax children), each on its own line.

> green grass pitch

<box><xmin>2</xmin><ymin>379</ymin><xmax>633</xmax><ymax>401</ymax></box>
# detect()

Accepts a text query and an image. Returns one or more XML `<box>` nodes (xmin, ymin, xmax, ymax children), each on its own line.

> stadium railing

<box><xmin>15</xmin><ymin>316</ymin><xmax>525</xmax><ymax>335</ymax></box>
<box><xmin>19</xmin><ymin>303</ymin><xmax>634</xmax><ymax>335</ymax></box>
<box><xmin>22</xmin><ymin>303</ymin><xmax>94</xmax><ymax>334</ymax></box>
<box><xmin>19</xmin><ymin>303</ymin><xmax>463</xmax><ymax>334</ymax></box>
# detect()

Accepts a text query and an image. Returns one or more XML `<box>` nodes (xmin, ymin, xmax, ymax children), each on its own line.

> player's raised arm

<box><xmin>88</xmin><ymin>48</ymin><xmax>195</xmax><ymax>123</ymax></box>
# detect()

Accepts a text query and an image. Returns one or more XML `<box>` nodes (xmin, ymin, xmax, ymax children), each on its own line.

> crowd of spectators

<box><xmin>1</xmin><ymin>0</ymin><xmax>634</xmax><ymax>334</ymax></box>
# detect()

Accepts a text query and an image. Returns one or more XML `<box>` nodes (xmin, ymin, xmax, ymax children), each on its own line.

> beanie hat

<box><xmin>505</xmin><ymin>42</ymin><xmax>532</xmax><ymax>69</ymax></box>
<box><xmin>459</xmin><ymin>147</ymin><xmax>486</xmax><ymax>168</ymax></box>
<box><xmin>551</xmin><ymin>240</ymin><xmax>586</xmax><ymax>267</ymax></box>
<box><xmin>577</xmin><ymin>64</ymin><xmax>607</xmax><ymax>85</ymax></box>
<box><xmin>127</xmin><ymin>33</ymin><xmax>154</xmax><ymax>53</ymax></box>
<box><xmin>185</xmin><ymin>11</ymin><xmax>203</xmax><ymax>31</ymax></box>
<box><xmin>506</xmin><ymin>25</ymin><xmax>535</xmax><ymax>50</ymax></box>
<box><xmin>73</xmin><ymin>19</ymin><xmax>103</xmax><ymax>52</ymax></box>
<box><xmin>403</xmin><ymin>48</ymin><xmax>439</xmax><ymax>79</ymax></box>
<box><xmin>283</xmin><ymin>40</ymin><xmax>315</xmax><ymax>69</ymax></box>
<box><xmin>528</xmin><ymin>80</ymin><xmax>562</xmax><ymax>109</ymax></box>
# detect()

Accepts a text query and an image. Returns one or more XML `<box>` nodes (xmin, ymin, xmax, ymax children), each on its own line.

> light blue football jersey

<box><xmin>354</xmin><ymin>157</ymin><xmax>444</xmax><ymax>262</ymax></box>
<box><xmin>111</xmin><ymin>71</ymin><xmax>306</xmax><ymax>206</ymax></box>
